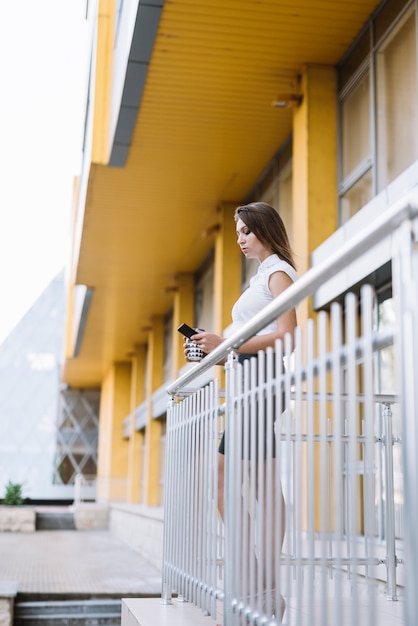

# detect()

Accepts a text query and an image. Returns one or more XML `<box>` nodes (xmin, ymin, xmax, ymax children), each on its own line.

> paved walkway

<box><xmin>0</xmin><ymin>530</ymin><xmax>162</xmax><ymax>597</ymax></box>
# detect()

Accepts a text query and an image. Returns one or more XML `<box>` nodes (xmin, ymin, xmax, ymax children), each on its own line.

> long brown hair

<box><xmin>234</xmin><ymin>202</ymin><xmax>296</xmax><ymax>270</ymax></box>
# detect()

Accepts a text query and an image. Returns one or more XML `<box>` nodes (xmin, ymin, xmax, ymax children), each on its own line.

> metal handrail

<box><xmin>167</xmin><ymin>189</ymin><xmax>418</xmax><ymax>396</ymax></box>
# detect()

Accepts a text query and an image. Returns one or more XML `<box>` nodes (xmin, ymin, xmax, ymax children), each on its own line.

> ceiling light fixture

<box><xmin>272</xmin><ymin>94</ymin><xmax>303</xmax><ymax>108</ymax></box>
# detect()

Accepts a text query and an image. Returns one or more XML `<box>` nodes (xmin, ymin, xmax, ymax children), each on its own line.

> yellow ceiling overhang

<box><xmin>63</xmin><ymin>0</ymin><xmax>380</xmax><ymax>388</ymax></box>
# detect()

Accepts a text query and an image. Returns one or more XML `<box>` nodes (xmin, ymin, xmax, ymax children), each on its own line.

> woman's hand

<box><xmin>191</xmin><ymin>330</ymin><xmax>224</xmax><ymax>355</ymax></box>
<box><xmin>183</xmin><ymin>331</ymin><xmax>226</xmax><ymax>364</ymax></box>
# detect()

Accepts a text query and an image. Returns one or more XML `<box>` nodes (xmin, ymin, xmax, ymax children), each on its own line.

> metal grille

<box><xmin>53</xmin><ymin>388</ymin><xmax>100</xmax><ymax>487</ymax></box>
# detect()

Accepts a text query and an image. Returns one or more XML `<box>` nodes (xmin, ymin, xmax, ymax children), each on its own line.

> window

<box><xmin>338</xmin><ymin>1</ymin><xmax>417</xmax><ymax>224</ymax></box>
<box><xmin>194</xmin><ymin>252</ymin><xmax>215</xmax><ymax>331</ymax></box>
<box><xmin>340</xmin><ymin>168</ymin><xmax>373</xmax><ymax>223</ymax></box>
<box><xmin>341</xmin><ymin>71</ymin><xmax>371</xmax><ymax>181</ymax></box>
<box><xmin>376</xmin><ymin>10</ymin><xmax>418</xmax><ymax>190</ymax></box>
<box><xmin>163</xmin><ymin>310</ymin><xmax>173</xmax><ymax>383</ymax></box>
<box><xmin>241</xmin><ymin>147</ymin><xmax>293</xmax><ymax>288</ymax></box>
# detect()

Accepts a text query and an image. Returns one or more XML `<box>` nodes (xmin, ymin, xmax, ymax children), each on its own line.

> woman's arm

<box><xmin>189</xmin><ymin>271</ymin><xmax>296</xmax><ymax>358</ymax></box>
<box><xmin>236</xmin><ymin>271</ymin><xmax>296</xmax><ymax>354</ymax></box>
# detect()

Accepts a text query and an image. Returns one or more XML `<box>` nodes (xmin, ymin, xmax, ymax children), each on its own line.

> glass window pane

<box><xmin>374</xmin><ymin>0</ymin><xmax>410</xmax><ymax>44</ymax></box>
<box><xmin>339</xmin><ymin>27</ymin><xmax>370</xmax><ymax>91</ymax></box>
<box><xmin>341</xmin><ymin>71</ymin><xmax>371</xmax><ymax>180</ymax></box>
<box><xmin>376</xmin><ymin>10</ymin><xmax>418</xmax><ymax>190</ymax></box>
<box><xmin>241</xmin><ymin>165</ymin><xmax>294</xmax><ymax>289</ymax></box>
<box><xmin>163</xmin><ymin>310</ymin><xmax>173</xmax><ymax>383</ymax></box>
<box><xmin>194</xmin><ymin>257</ymin><xmax>214</xmax><ymax>331</ymax></box>
<box><xmin>340</xmin><ymin>169</ymin><xmax>373</xmax><ymax>223</ymax></box>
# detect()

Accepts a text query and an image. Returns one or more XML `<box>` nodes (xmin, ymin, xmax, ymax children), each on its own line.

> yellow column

<box><xmin>96</xmin><ymin>362</ymin><xmax>131</xmax><ymax>501</ymax></box>
<box><xmin>143</xmin><ymin>317</ymin><xmax>164</xmax><ymax>505</ymax></box>
<box><xmin>171</xmin><ymin>273</ymin><xmax>194</xmax><ymax>378</ymax></box>
<box><xmin>127</xmin><ymin>344</ymin><xmax>146</xmax><ymax>503</ymax></box>
<box><xmin>293</xmin><ymin>64</ymin><xmax>338</xmax><ymax>321</ymax></box>
<box><xmin>214</xmin><ymin>203</ymin><xmax>242</xmax><ymax>335</ymax></box>
<box><xmin>292</xmin><ymin>65</ymin><xmax>338</xmax><ymax>531</ymax></box>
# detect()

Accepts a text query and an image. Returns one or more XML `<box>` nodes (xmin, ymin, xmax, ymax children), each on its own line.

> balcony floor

<box><xmin>122</xmin><ymin>586</ymin><xmax>406</xmax><ymax>626</ymax></box>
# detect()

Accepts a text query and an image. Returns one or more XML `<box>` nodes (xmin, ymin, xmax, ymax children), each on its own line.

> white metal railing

<box><xmin>163</xmin><ymin>190</ymin><xmax>418</xmax><ymax>625</ymax></box>
<box><xmin>73</xmin><ymin>473</ymin><xmax>97</xmax><ymax>503</ymax></box>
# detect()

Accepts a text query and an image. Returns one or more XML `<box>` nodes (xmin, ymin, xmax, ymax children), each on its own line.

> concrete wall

<box><xmin>109</xmin><ymin>503</ymin><xmax>163</xmax><ymax>572</ymax></box>
<box><xmin>0</xmin><ymin>582</ymin><xmax>18</xmax><ymax>626</ymax></box>
<box><xmin>0</xmin><ymin>507</ymin><xmax>35</xmax><ymax>532</ymax></box>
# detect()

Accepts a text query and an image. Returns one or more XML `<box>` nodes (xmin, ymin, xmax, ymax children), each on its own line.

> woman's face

<box><xmin>236</xmin><ymin>218</ymin><xmax>272</xmax><ymax>262</ymax></box>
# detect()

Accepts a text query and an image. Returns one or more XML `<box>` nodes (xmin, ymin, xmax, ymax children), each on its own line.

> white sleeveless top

<box><xmin>230</xmin><ymin>254</ymin><xmax>297</xmax><ymax>335</ymax></box>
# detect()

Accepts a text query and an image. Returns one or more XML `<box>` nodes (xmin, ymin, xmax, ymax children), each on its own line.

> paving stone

<box><xmin>0</xmin><ymin>530</ymin><xmax>161</xmax><ymax>597</ymax></box>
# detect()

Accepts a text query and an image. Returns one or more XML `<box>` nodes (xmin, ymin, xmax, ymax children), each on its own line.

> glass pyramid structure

<box><xmin>0</xmin><ymin>271</ymin><xmax>100</xmax><ymax>501</ymax></box>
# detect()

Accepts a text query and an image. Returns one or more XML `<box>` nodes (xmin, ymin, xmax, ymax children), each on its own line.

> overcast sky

<box><xmin>0</xmin><ymin>1</ymin><xmax>90</xmax><ymax>344</ymax></box>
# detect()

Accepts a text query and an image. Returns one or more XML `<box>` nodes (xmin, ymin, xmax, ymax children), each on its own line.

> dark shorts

<box><xmin>218</xmin><ymin>353</ymin><xmax>285</xmax><ymax>459</ymax></box>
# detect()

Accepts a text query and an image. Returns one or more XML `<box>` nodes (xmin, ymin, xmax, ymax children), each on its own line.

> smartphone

<box><xmin>177</xmin><ymin>323</ymin><xmax>198</xmax><ymax>339</ymax></box>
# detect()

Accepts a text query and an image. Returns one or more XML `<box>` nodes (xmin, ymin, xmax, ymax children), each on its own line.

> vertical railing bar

<box><xmin>208</xmin><ymin>381</ymin><xmax>217</xmax><ymax>615</ymax></box>
<box><xmin>179</xmin><ymin>400</ymin><xmax>187</xmax><ymax>596</ymax></box>
<box><xmin>179</xmin><ymin>397</ymin><xmax>188</xmax><ymax>599</ymax></box>
<box><xmin>174</xmin><ymin>400</ymin><xmax>182</xmax><ymax>597</ymax></box>
<box><xmin>392</xmin><ymin>218</ymin><xmax>418</xmax><ymax>626</ymax></box>
<box><xmin>361</xmin><ymin>284</ymin><xmax>378</xmax><ymax>624</ymax></box>
<box><xmin>372</xmin><ymin>295</ymin><xmax>385</xmax><ymax>543</ymax></box>
<box><xmin>280</xmin><ymin>334</ymin><xmax>292</xmax><ymax>624</ymax></box>
<box><xmin>284</xmin><ymin>331</ymin><xmax>294</xmax><ymax>625</ymax></box>
<box><xmin>205</xmin><ymin>384</ymin><xmax>212</xmax><ymax>613</ymax></box>
<box><xmin>331</xmin><ymin>302</ymin><xmax>344</xmax><ymax>625</ymax></box>
<box><xmin>236</xmin><ymin>361</ymin><xmax>245</xmax><ymax>625</ymax></box>
<box><xmin>293</xmin><ymin>325</ymin><xmax>303</xmax><ymax>626</ymax></box>
<box><xmin>161</xmin><ymin>398</ymin><xmax>175</xmax><ymax>603</ymax></box>
<box><xmin>175</xmin><ymin>399</ymin><xmax>183</xmax><ymax>598</ymax></box>
<box><xmin>176</xmin><ymin>398</ymin><xmax>186</xmax><ymax>597</ymax></box>
<box><xmin>224</xmin><ymin>351</ymin><xmax>238</xmax><ymax>626</ymax></box>
<box><xmin>307</xmin><ymin>320</ymin><xmax>316</xmax><ymax>621</ymax></box>
<box><xmin>201</xmin><ymin>385</ymin><xmax>209</xmax><ymax>611</ymax></box>
<box><xmin>173</xmin><ymin>401</ymin><xmax>182</xmax><ymax>597</ymax></box>
<box><xmin>234</xmin><ymin>359</ymin><xmax>243</xmax><ymax>623</ymax></box>
<box><xmin>256</xmin><ymin>351</ymin><xmax>265</xmax><ymax>620</ymax></box>
<box><xmin>264</xmin><ymin>347</ymin><xmax>274</xmax><ymax>621</ymax></box>
<box><xmin>191</xmin><ymin>389</ymin><xmax>202</xmax><ymax>606</ymax></box>
<box><xmin>210</xmin><ymin>381</ymin><xmax>220</xmax><ymax>617</ymax></box>
<box><xmin>274</xmin><ymin>339</ymin><xmax>285</xmax><ymax>625</ymax></box>
<box><xmin>200</xmin><ymin>388</ymin><xmax>207</xmax><ymax>606</ymax></box>
<box><xmin>345</xmin><ymin>292</ymin><xmax>359</xmax><ymax>626</ymax></box>
<box><xmin>240</xmin><ymin>360</ymin><xmax>250</xmax><ymax>623</ymax></box>
<box><xmin>217</xmin><ymin>397</ymin><xmax>224</xmax><ymax>590</ymax></box>
<box><xmin>203</xmin><ymin>385</ymin><xmax>211</xmax><ymax>612</ymax></box>
<box><xmin>190</xmin><ymin>392</ymin><xmax>199</xmax><ymax>602</ymax></box>
<box><xmin>318</xmin><ymin>311</ymin><xmax>329</xmax><ymax>626</ymax></box>
<box><xmin>214</xmin><ymin>381</ymin><xmax>222</xmax><ymax>616</ymax></box>
<box><xmin>205</xmin><ymin>384</ymin><xmax>213</xmax><ymax>611</ymax></box>
<box><xmin>249</xmin><ymin>356</ymin><xmax>258</xmax><ymax>620</ymax></box>
<box><xmin>382</xmin><ymin>402</ymin><xmax>398</xmax><ymax>600</ymax></box>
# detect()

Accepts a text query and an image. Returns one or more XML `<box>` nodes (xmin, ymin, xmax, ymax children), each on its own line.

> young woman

<box><xmin>185</xmin><ymin>201</ymin><xmax>297</xmax><ymax>621</ymax></box>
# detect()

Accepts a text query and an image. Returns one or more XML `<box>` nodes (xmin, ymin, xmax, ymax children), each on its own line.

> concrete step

<box><xmin>122</xmin><ymin>597</ymin><xmax>219</xmax><ymax>626</ymax></box>
<box><xmin>35</xmin><ymin>511</ymin><xmax>76</xmax><ymax>530</ymax></box>
<box><xmin>14</xmin><ymin>598</ymin><xmax>121</xmax><ymax>625</ymax></box>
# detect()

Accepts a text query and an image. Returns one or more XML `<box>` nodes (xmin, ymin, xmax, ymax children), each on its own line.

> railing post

<box><xmin>392</xmin><ymin>217</ymin><xmax>418</xmax><ymax>625</ymax></box>
<box><xmin>382</xmin><ymin>402</ymin><xmax>398</xmax><ymax>600</ymax></box>
<box><xmin>223</xmin><ymin>350</ymin><xmax>238</xmax><ymax>626</ymax></box>
<box><xmin>161</xmin><ymin>397</ymin><xmax>175</xmax><ymax>605</ymax></box>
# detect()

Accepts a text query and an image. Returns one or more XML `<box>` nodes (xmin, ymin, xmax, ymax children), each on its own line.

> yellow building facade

<box><xmin>63</xmin><ymin>0</ymin><xmax>417</xmax><ymax>547</ymax></box>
